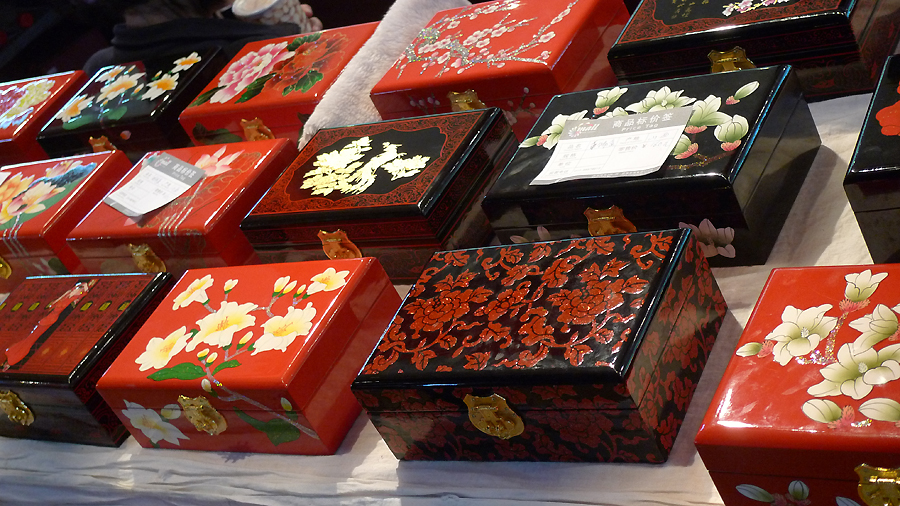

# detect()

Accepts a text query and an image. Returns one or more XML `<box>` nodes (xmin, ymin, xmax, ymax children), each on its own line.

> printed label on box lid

<box><xmin>530</xmin><ymin>107</ymin><xmax>692</xmax><ymax>185</ymax></box>
<box><xmin>104</xmin><ymin>153</ymin><xmax>204</xmax><ymax>217</ymax></box>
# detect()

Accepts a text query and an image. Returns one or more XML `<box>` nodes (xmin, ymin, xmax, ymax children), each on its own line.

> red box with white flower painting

<box><xmin>0</xmin><ymin>71</ymin><xmax>86</xmax><ymax>165</ymax></box>
<box><xmin>65</xmin><ymin>139</ymin><xmax>297</xmax><ymax>277</ymax></box>
<box><xmin>0</xmin><ymin>150</ymin><xmax>133</xmax><ymax>297</ymax></box>
<box><xmin>97</xmin><ymin>259</ymin><xmax>400</xmax><ymax>454</ymax></box>
<box><xmin>369</xmin><ymin>0</ymin><xmax>629</xmax><ymax>140</ymax></box>
<box><xmin>179</xmin><ymin>22</ymin><xmax>377</xmax><ymax>147</ymax></box>
<box><xmin>695</xmin><ymin>265</ymin><xmax>900</xmax><ymax>506</ymax></box>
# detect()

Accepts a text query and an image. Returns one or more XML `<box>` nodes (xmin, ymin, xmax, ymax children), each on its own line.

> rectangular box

<box><xmin>98</xmin><ymin>259</ymin><xmax>400</xmax><ymax>454</ymax></box>
<box><xmin>353</xmin><ymin>229</ymin><xmax>727</xmax><ymax>462</ymax></box>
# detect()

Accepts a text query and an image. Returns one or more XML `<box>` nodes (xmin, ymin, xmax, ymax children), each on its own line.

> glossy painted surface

<box><xmin>98</xmin><ymin>260</ymin><xmax>400</xmax><ymax>454</ymax></box>
<box><xmin>696</xmin><ymin>265</ymin><xmax>900</xmax><ymax>488</ymax></box>
<box><xmin>370</xmin><ymin>0</ymin><xmax>627</xmax><ymax>139</ymax></box>
<box><xmin>179</xmin><ymin>22</ymin><xmax>377</xmax><ymax>145</ymax></box>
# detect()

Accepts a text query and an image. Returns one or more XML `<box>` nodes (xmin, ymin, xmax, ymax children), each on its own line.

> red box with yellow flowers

<box><xmin>98</xmin><ymin>259</ymin><xmax>400</xmax><ymax>454</ymax></box>
<box><xmin>352</xmin><ymin>228</ymin><xmax>726</xmax><ymax>462</ymax></box>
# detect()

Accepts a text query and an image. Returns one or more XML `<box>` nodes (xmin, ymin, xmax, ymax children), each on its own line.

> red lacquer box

<box><xmin>0</xmin><ymin>71</ymin><xmax>86</xmax><ymax>165</ymax></box>
<box><xmin>241</xmin><ymin>108</ymin><xmax>516</xmax><ymax>283</ymax></box>
<box><xmin>98</xmin><ymin>259</ymin><xmax>400</xmax><ymax>454</ymax></box>
<box><xmin>0</xmin><ymin>273</ymin><xmax>170</xmax><ymax>446</ymax></box>
<box><xmin>66</xmin><ymin>139</ymin><xmax>297</xmax><ymax>276</ymax></box>
<box><xmin>369</xmin><ymin>0</ymin><xmax>629</xmax><ymax>140</ymax></box>
<box><xmin>696</xmin><ymin>265</ymin><xmax>900</xmax><ymax>505</ymax></box>
<box><xmin>179</xmin><ymin>22</ymin><xmax>378</xmax><ymax>146</ymax></box>
<box><xmin>353</xmin><ymin>229</ymin><xmax>727</xmax><ymax>462</ymax></box>
<box><xmin>0</xmin><ymin>151</ymin><xmax>133</xmax><ymax>296</ymax></box>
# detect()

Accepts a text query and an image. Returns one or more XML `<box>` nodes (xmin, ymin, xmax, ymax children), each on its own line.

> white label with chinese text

<box><xmin>104</xmin><ymin>153</ymin><xmax>204</xmax><ymax>217</ymax></box>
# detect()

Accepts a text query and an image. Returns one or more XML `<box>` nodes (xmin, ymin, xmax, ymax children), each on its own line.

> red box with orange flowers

<box><xmin>179</xmin><ymin>22</ymin><xmax>377</xmax><ymax>147</ymax></box>
<box><xmin>352</xmin><ymin>228</ymin><xmax>727</xmax><ymax>462</ymax></box>
<box><xmin>695</xmin><ymin>265</ymin><xmax>900</xmax><ymax>505</ymax></box>
<box><xmin>97</xmin><ymin>259</ymin><xmax>400</xmax><ymax>454</ymax></box>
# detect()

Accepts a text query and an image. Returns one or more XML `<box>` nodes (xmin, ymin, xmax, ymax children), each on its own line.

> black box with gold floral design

<box><xmin>352</xmin><ymin>228</ymin><xmax>726</xmax><ymax>462</ymax></box>
<box><xmin>37</xmin><ymin>49</ymin><xmax>226</xmax><ymax>162</ymax></box>
<box><xmin>241</xmin><ymin>108</ymin><xmax>516</xmax><ymax>283</ymax></box>
<box><xmin>483</xmin><ymin>65</ymin><xmax>821</xmax><ymax>267</ymax></box>
<box><xmin>0</xmin><ymin>273</ymin><xmax>170</xmax><ymax>446</ymax></box>
<box><xmin>845</xmin><ymin>56</ymin><xmax>900</xmax><ymax>264</ymax></box>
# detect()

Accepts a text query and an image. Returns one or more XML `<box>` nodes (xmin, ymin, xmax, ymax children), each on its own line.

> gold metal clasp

<box><xmin>857</xmin><ymin>464</ymin><xmax>900</xmax><ymax>506</ymax></box>
<box><xmin>318</xmin><ymin>230</ymin><xmax>362</xmax><ymax>259</ymax></box>
<box><xmin>0</xmin><ymin>254</ymin><xmax>11</xmax><ymax>279</ymax></box>
<box><xmin>448</xmin><ymin>90</ymin><xmax>487</xmax><ymax>112</ymax></box>
<box><xmin>127</xmin><ymin>243</ymin><xmax>166</xmax><ymax>273</ymax></box>
<box><xmin>89</xmin><ymin>135</ymin><xmax>117</xmax><ymax>153</ymax></box>
<box><xmin>241</xmin><ymin>117</ymin><xmax>275</xmax><ymax>141</ymax></box>
<box><xmin>178</xmin><ymin>395</ymin><xmax>227</xmax><ymax>436</ymax></box>
<box><xmin>585</xmin><ymin>206</ymin><xmax>638</xmax><ymax>237</ymax></box>
<box><xmin>708</xmin><ymin>47</ymin><xmax>756</xmax><ymax>73</ymax></box>
<box><xmin>463</xmin><ymin>394</ymin><xmax>524</xmax><ymax>440</ymax></box>
<box><xmin>0</xmin><ymin>390</ymin><xmax>34</xmax><ymax>426</ymax></box>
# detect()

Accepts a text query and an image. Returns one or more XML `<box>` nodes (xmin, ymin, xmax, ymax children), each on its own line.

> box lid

<box><xmin>0</xmin><ymin>71</ymin><xmax>85</xmax><ymax>144</ymax></box>
<box><xmin>0</xmin><ymin>151</ymin><xmax>133</xmax><ymax>259</ymax></box>
<box><xmin>0</xmin><ymin>273</ymin><xmax>170</xmax><ymax>408</ymax></box>
<box><xmin>695</xmin><ymin>265</ymin><xmax>900</xmax><ymax>480</ymax></box>
<box><xmin>353</xmin><ymin>229</ymin><xmax>704</xmax><ymax>411</ymax></box>
<box><xmin>483</xmin><ymin>65</ymin><xmax>801</xmax><ymax>229</ymax></box>
<box><xmin>370</xmin><ymin>0</ymin><xmax>624</xmax><ymax>116</ymax></box>
<box><xmin>241</xmin><ymin>108</ymin><xmax>514</xmax><ymax>247</ymax></box>
<box><xmin>67</xmin><ymin>138</ymin><xmax>296</xmax><ymax>258</ymax></box>
<box><xmin>179</xmin><ymin>22</ymin><xmax>378</xmax><ymax>141</ymax></box>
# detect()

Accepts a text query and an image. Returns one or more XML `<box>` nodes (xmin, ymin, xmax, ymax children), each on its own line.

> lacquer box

<box><xmin>241</xmin><ymin>108</ymin><xmax>516</xmax><ymax>283</ymax></box>
<box><xmin>695</xmin><ymin>265</ymin><xmax>900</xmax><ymax>505</ymax></box>
<box><xmin>66</xmin><ymin>139</ymin><xmax>297</xmax><ymax>276</ymax></box>
<box><xmin>0</xmin><ymin>151</ymin><xmax>133</xmax><ymax>296</ymax></box>
<box><xmin>483</xmin><ymin>65</ymin><xmax>821</xmax><ymax>267</ymax></box>
<box><xmin>607</xmin><ymin>0</ymin><xmax>900</xmax><ymax>100</ymax></box>
<box><xmin>98</xmin><ymin>259</ymin><xmax>400</xmax><ymax>454</ymax></box>
<box><xmin>179</xmin><ymin>22</ymin><xmax>378</xmax><ymax>146</ymax></box>
<box><xmin>845</xmin><ymin>56</ymin><xmax>900</xmax><ymax>264</ymax></box>
<box><xmin>0</xmin><ymin>273</ymin><xmax>170</xmax><ymax>446</ymax></box>
<box><xmin>37</xmin><ymin>49</ymin><xmax>226</xmax><ymax>162</ymax></box>
<box><xmin>353</xmin><ymin>228</ymin><xmax>727</xmax><ymax>462</ymax></box>
<box><xmin>0</xmin><ymin>71</ymin><xmax>86</xmax><ymax>165</ymax></box>
<box><xmin>369</xmin><ymin>0</ymin><xmax>629</xmax><ymax>140</ymax></box>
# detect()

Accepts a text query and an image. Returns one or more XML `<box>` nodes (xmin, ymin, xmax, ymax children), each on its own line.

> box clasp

<box><xmin>0</xmin><ymin>254</ymin><xmax>11</xmax><ymax>279</ymax></box>
<box><xmin>0</xmin><ymin>390</ymin><xmax>34</xmax><ymax>426</ymax></box>
<box><xmin>448</xmin><ymin>90</ymin><xmax>487</xmax><ymax>112</ymax></box>
<box><xmin>318</xmin><ymin>230</ymin><xmax>362</xmax><ymax>259</ymax></box>
<box><xmin>708</xmin><ymin>47</ymin><xmax>756</xmax><ymax>73</ymax></box>
<box><xmin>241</xmin><ymin>117</ymin><xmax>275</xmax><ymax>141</ymax></box>
<box><xmin>178</xmin><ymin>395</ymin><xmax>227</xmax><ymax>436</ymax></box>
<box><xmin>463</xmin><ymin>394</ymin><xmax>524</xmax><ymax>440</ymax></box>
<box><xmin>128</xmin><ymin>243</ymin><xmax>167</xmax><ymax>273</ymax></box>
<box><xmin>89</xmin><ymin>135</ymin><xmax>117</xmax><ymax>153</ymax></box>
<box><xmin>857</xmin><ymin>464</ymin><xmax>900</xmax><ymax>506</ymax></box>
<box><xmin>585</xmin><ymin>206</ymin><xmax>637</xmax><ymax>236</ymax></box>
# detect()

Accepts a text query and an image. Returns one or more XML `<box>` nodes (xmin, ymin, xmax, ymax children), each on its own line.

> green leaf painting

<box><xmin>234</xmin><ymin>408</ymin><xmax>301</xmax><ymax>446</ymax></box>
<box><xmin>212</xmin><ymin>359</ymin><xmax>241</xmax><ymax>375</ymax></box>
<box><xmin>286</xmin><ymin>32</ymin><xmax>321</xmax><ymax>52</ymax></box>
<box><xmin>191</xmin><ymin>123</ymin><xmax>242</xmax><ymax>145</ymax></box>
<box><xmin>235</xmin><ymin>74</ymin><xmax>276</xmax><ymax>104</ymax></box>
<box><xmin>148</xmin><ymin>362</ymin><xmax>206</xmax><ymax>381</ymax></box>
<box><xmin>189</xmin><ymin>86</ymin><xmax>224</xmax><ymax>108</ymax></box>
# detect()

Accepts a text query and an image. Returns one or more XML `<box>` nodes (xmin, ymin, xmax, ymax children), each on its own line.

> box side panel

<box><xmin>710</xmin><ymin>471</ymin><xmax>860</xmax><ymax>506</ymax></box>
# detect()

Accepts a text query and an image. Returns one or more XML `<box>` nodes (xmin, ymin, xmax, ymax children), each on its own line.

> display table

<box><xmin>0</xmin><ymin>92</ymin><xmax>874</xmax><ymax>506</ymax></box>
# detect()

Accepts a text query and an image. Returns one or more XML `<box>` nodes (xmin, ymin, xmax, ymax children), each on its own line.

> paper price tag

<box><xmin>530</xmin><ymin>107</ymin><xmax>693</xmax><ymax>185</ymax></box>
<box><xmin>104</xmin><ymin>153</ymin><xmax>204</xmax><ymax>217</ymax></box>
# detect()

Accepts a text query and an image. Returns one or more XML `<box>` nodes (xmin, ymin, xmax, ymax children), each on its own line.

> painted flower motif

<box><xmin>624</xmin><ymin>86</ymin><xmax>696</xmax><ymax>113</ymax></box>
<box><xmin>845</xmin><ymin>269</ymin><xmax>888</xmax><ymax>303</ymax></box>
<box><xmin>671</xmin><ymin>134</ymin><xmax>699</xmax><ymax>159</ymax></box>
<box><xmin>264</xmin><ymin>34</ymin><xmax>348</xmax><ymax>95</ymax></box>
<box><xmin>210</xmin><ymin>42</ymin><xmax>294</xmax><ymax>103</ymax></box>
<box><xmin>808</xmin><ymin>342</ymin><xmax>900</xmax><ymax>399</ymax></box>
<box><xmin>594</xmin><ymin>86</ymin><xmax>627</xmax><ymax>115</ymax></box>
<box><xmin>538</xmin><ymin>31</ymin><xmax>556</xmax><ymax>43</ymax></box>
<box><xmin>55</xmin><ymin>94</ymin><xmax>93</xmax><ymax>123</ymax></box>
<box><xmin>252</xmin><ymin>302</ymin><xmax>317</xmax><ymax>355</ymax></box>
<box><xmin>678</xmin><ymin>219</ymin><xmax>735</xmax><ymax>258</ymax></box>
<box><xmin>172</xmin><ymin>274</ymin><xmax>213</xmax><ymax>310</ymax></box>
<box><xmin>160</xmin><ymin>404</ymin><xmax>181</xmax><ymax>419</ymax></box>
<box><xmin>44</xmin><ymin>160</ymin><xmax>74</xmax><ymax>179</ymax></box>
<box><xmin>764</xmin><ymin>304</ymin><xmax>837</xmax><ymax>366</ymax></box>
<box><xmin>135</xmin><ymin>326</ymin><xmax>191</xmax><ymax>371</ymax></box>
<box><xmin>687</xmin><ymin>95</ymin><xmax>731</xmax><ymax>130</ymax></box>
<box><xmin>859</xmin><ymin>397</ymin><xmax>900</xmax><ymax>422</ymax></box>
<box><xmin>97</xmin><ymin>66</ymin><xmax>127</xmax><ymax>83</ymax></box>
<box><xmin>224</xmin><ymin>279</ymin><xmax>238</xmax><ymax>292</ymax></box>
<box><xmin>0</xmin><ymin>182</ymin><xmax>65</xmax><ymax>222</ymax></box>
<box><xmin>193</xmin><ymin>146</ymin><xmax>242</xmax><ymax>177</ymax></box>
<box><xmin>172</xmin><ymin>52</ymin><xmax>202</xmax><ymax>72</ymax></box>
<box><xmin>520</xmin><ymin>110</ymin><xmax>588</xmax><ymax>149</ymax></box>
<box><xmin>850</xmin><ymin>303</ymin><xmax>900</xmax><ymax>351</ymax></box>
<box><xmin>141</xmin><ymin>73</ymin><xmax>178</xmax><ymax>101</ymax></box>
<box><xmin>121</xmin><ymin>400</ymin><xmax>189</xmax><ymax>445</ymax></box>
<box><xmin>97</xmin><ymin>72</ymin><xmax>145</xmax><ymax>103</ymax></box>
<box><xmin>0</xmin><ymin>79</ymin><xmax>54</xmax><ymax>128</ymax></box>
<box><xmin>273</xmin><ymin>276</ymin><xmax>292</xmax><ymax>294</ymax></box>
<box><xmin>714</xmin><ymin>115</ymin><xmax>750</xmax><ymax>151</ymax></box>
<box><xmin>307</xmin><ymin>267</ymin><xmax>350</xmax><ymax>295</ymax></box>
<box><xmin>0</xmin><ymin>173</ymin><xmax>33</xmax><ymax>203</ymax></box>
<box><xmin>187</xmin><ymin>301</ymin><xmax>258</xmax><ymax>351</ymax></box>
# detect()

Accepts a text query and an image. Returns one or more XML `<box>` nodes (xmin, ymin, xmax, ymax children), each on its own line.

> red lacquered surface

<box><xmin>98</xmin><ymin>259</ymin><xmax>401</xmax><ymax>454</ymax></box>
<box><xmin>66</xmin><ymin>139</ymin><xmax>297</xmax><ymax>274</ymax></box>
<box><xmin>0</xmin><ymin>71</ymin><xmax>86</xmax><ymax>165</ymax></box>
<box><xmin>179</xmin><ymin>22</ymin><xmax>377</xmax><ymax>145</ymax></box>
<box><xmin>696</xmin><ymin>265</ymin><xmax>900</xmax><ymax>499</ymax></box>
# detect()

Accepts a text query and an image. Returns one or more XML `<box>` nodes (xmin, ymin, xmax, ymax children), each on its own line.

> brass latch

<box><xmin>318</xmin><ymin>230</ymin><xmax>362</xmax><ymax>259</ymax></box>
<box><xmin>241</xmin><ymin>117</ymin><xmax>275</xmax><ymax>141</ymax></box>
<box><xmin>463</xmin><ymin>393</ymin><xmax>524</xmax><ymax>440</ymax></box>
<box><xmin>127</xmin><ymin>243</ymin><xmax>166</xmax><ymax>273</ymax></box>
<box><xmin>448</xmin><ymin>90</ymin><xmax>487</xmax><ymax>112</ymax></box>
<box><xmin>0</xmin><ymin>254</ymin><xmax>11</xmax><ymax>279</ymax></box>
<box><xmin>89</xmin><ymin>135</ymin><xmax>117</xmax><ymax>153</ymax></box>
<box><xmin>0</xmin><ymin>390</ymin><xmax>34</xmax><ymax>426</ymax></box>
<box><xmin>585</xmin><ymin>206</ymin><xmax>638</xmax><ymax>236</ymax></box>
<box><xmin>708</xmin><ymin>47</ymin><xmax>756</xmax><ymax>73</ymax></box>
<box><xmin>858</xmin><ymin>464</ymin><xmax>900</xmax><ymax>506</ymax></box>
<box><xmin>178</xmin><ymin>395</ymin><xmax>227</xmax><ymax>436</ymax></box>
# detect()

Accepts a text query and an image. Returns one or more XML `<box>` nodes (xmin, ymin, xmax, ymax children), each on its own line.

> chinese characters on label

<box><xmin>104</xmin><ymin>153</ymin><xmax>204</xmax><ymax>217</ymax></box>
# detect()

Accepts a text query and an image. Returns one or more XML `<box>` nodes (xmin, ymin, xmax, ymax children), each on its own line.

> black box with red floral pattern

<box><xmin>351</xmin><ymin>228</ymin><xmax>726</xmax><ymax>462</ymax></box>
